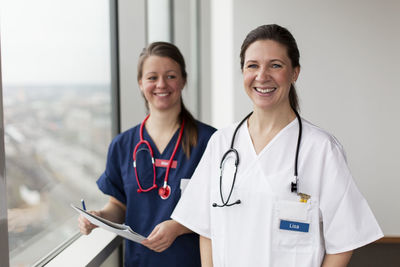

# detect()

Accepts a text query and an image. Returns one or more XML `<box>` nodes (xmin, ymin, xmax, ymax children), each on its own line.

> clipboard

<box><xmin>71</xmin><ymin>204</ymin><xmax>145</xmax><ymax>243</ymax></box>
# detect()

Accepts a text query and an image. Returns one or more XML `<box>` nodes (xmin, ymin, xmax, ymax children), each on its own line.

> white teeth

<box><xmin>255</xmin><ymin>87</ymin><xmax>276</xmax><ymax>93</ymax></box>
<box><xmin>155</xmin><ymin>93</ymin><xmax>169</xmax><ymax>96</ymax></box>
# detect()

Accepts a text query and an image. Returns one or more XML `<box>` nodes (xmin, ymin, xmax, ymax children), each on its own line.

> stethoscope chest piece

<box><xmin>159</xmin><ymin>185</ymin><xmax>171</xmax><ymax>199</ymax></box>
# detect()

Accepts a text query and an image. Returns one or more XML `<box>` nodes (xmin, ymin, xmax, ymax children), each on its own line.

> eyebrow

<box><xmin>245</xmin><ymin>59</ymin><xmax>286</xmax><ymax>65</ymax></box>
<box><xmin>144</xmin><ymin>70</ymin><xmax>178</xmax><ymax>75</ymax></box>
<box><xmin>270</xmin><ymin>59</ymin><xmax>286</xmax><ymax>64</ymax></box>
<box><xmin>245</xmin><ymin>60</ymin><xmax>258</xmax><ymax>65</ymax></box>
<box><xmin>144</xmin><ymin>72</ymin><xmax>157</xmax><ymax>76</ymax></box>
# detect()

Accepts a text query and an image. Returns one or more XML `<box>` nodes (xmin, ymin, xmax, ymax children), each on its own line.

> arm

<box><xmin>322</xmin><ymin>251</ymin><xmax>353</xmax><ymax>267</ymax></box>
<box><xmin>78</xmin><ymin>196</ymin><xmax>126</xmax><ymax>235</ymax></box>
<box><xmin>200</xmin><ymin>235</ymin><xmax>213</xmax><ymax>267</ymax></box>
<box><xmin>141</xmin><ymin>219</ymin><xmax>193</xmax><ymax>252</ymax></box>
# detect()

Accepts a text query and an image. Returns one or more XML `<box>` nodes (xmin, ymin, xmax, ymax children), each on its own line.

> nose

<box><xmin>255</xmin><ymin>66</ymin><xmax>270</xmax><ymax>82</ymax></box>
<box><xmin>156</xmin><ymin>77</ymin><xmax>167</xmax><ymax>88</ymax></box>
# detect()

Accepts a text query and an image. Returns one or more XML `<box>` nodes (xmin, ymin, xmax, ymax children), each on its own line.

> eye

<box><xmin>271</xmin><ymin>63</ymin><xmax>282</xmax><ymax>69</ymax></box>
<box><xmin>147</xmin><ymin>76</ymin><xmax>157</xmax><ymax>81</ymax></box>
<box><xmin>246</xmin><ymin>64</ymin><xmax>258</xmax><ymax>69</ymax></box>
<box><xmin>167</xmin><ymin>75</ymin><xmax>176</xmax><ymax>79</ymax></box>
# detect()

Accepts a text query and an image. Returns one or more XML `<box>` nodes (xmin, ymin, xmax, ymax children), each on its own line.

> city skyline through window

<box><xmin>0</xmin><ymin>0</ymin><xmax>113</xmax><ymax>265</ymax></box>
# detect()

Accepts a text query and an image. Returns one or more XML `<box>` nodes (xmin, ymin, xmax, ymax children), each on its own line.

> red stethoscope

<box><xmin>133</xmin><ymin>115</ymin><xmax>185</xmax><ymax>200</ymax></box>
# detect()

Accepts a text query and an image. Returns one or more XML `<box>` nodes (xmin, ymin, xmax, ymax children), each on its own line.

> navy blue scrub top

<box><xmin>97</xmin><ymin>120</ymin><xmax>216</xmax><ymax>267</ymax></box>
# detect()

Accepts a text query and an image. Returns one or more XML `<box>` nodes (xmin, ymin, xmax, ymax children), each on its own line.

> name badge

<box><xmin>279</xmin><ymin>220</ymin><xmax>309</xmax><ymax>233</ymax></box>
<box><xmin>155</xmin><ymin>159</ymin><xmax>177</xmax><ymax>168</ymax></box>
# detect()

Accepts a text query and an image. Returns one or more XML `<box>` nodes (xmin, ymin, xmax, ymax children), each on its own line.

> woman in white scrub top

<box><xmin>172</xmin><ymin>24</ymin><xmax>383</xmax><ymax>267</ymax></box>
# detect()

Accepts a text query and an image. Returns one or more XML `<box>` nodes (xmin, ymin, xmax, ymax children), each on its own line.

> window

<box><xmin>0</xmin><ymin>0</ymin><xmax>113</xmax><ymax>265</ymax></box>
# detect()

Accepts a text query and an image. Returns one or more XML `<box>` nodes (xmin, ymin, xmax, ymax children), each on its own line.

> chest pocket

<box><xmin>272</xmin><ymin>199</ymin><xmax>316</xmax><ymax>253</ymax></box>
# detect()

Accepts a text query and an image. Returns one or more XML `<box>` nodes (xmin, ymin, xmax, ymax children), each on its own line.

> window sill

<box><xmin>45</xmin><ymin>228</ymin><xmax>122</xmax><ymax>267</ymax></box>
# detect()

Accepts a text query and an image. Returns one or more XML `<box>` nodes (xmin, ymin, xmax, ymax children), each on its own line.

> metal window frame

<box><xmin>110</xmin><ymin>0</ymin><xmax>121</xmax><ymax>137</ymax></box>
<box><xmin>0</xmin><ymin>32</ymin><xmax>11</xmax><ymax>267</ymax></box>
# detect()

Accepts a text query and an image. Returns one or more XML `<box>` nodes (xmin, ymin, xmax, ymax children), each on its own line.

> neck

<box><xmin>249</xmin><ymin>104</ymin><xmax>295</xmax><ymax>134</ymax></box>
<box><xmin>247</xmin><ymin>104</ymin><xmax>296</xmax><ymax>155</ymax></box>
<box><xmin>146</xmin><ymin>107</ymin><xmax>181</xmax><ymax>133</ymax></box>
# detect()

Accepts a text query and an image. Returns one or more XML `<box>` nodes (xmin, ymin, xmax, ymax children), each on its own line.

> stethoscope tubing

<box><xmin>291</xmin><ymin>109</ymin><xmax>302</xmax><ymax>193</ymax></box>
<box><xmin>213</xmin><ymin>113</ymin><xmax>251</xmax><ymax>207</ymax></box>
<box><xmin>134</xmin><ymin>138</ymin><xmax>157</xmax><ymax>193</ymax></box>
<box><xmin>134</xmin><ymin>116</ymin><xmax>157</xmax><ymax>193</ymax></box>
<box><xmin>214</xmin><ymin>108</ymin><xmax>302</xmax><ymax>207</ymax></box>
<box><xmin>133</xmin><ymin>115</ymin><xmax>185</xmax><ymax>198</ymax></box>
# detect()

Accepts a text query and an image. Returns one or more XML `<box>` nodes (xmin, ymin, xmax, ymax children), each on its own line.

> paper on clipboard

<box><xmin>71</xmin><ymin>204</ymin><xmax>145</xmax><ymax>243</ymax></box>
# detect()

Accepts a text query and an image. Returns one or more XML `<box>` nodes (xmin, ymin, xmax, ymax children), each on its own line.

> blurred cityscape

<box><xmin>3</xmin><ymin>84</ymin><xmax>111</xmax><ymax>265</ymax></box>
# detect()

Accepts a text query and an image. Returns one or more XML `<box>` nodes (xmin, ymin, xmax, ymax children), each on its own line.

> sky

<box><xmin>0</xmin><ymin>0</ymin><xmax>111</xmax><ymax>85</ymax></box>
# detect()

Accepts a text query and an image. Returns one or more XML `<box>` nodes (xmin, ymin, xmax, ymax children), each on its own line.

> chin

<box><xmin>252</xmin><ymin>99</ymin><xmax>275</xmax><ymax>109</ymax></box>
<box><xmin>154</xmin><ymin>103</ymin><xmax>180</xmax><ymax>112</ymax></box>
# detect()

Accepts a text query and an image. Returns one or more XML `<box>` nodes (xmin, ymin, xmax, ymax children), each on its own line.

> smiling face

<box><xmin>243</xmin><ymin>39</ymin><xmax>299</xmax><ymax>112</ymax></box>
<box><xmin>139</xmin><ymin>55</ymin><xmax>185</xmax><ymax>113</ymax></box>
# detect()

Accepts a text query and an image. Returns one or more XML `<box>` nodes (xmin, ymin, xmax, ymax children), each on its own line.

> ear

<box><xmin>182</xmin><ymin>79</ymin><xmax>187</xmax><ymax>90</ymax></box>
<box><xmin>138</xmin><ymin>79</ymin><xmax>144</xmax><ymax>92</ymax></box>
<box><xmin>292</xmin><ymin>66</ymin><xmax>300</xmax><ymax>83</ymax></box>
<box><xmin>180</xmin><ymin>78</ymin><xmax>186</xmax><ymax>91</ymax></box>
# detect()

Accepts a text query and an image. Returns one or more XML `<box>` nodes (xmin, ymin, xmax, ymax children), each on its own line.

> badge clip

<box><xmin>298</xmin><ymin>193</ymin><xmax>310</xmax><ymax>203</ymax></box>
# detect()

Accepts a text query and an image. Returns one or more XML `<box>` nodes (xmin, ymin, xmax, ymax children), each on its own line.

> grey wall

<box><xmin>119</xmin><ymin>0</ymin><xmax>146</xmax><ymax>131</ymax></box>
<box><xmin>229</xmin><ymin>0</ymin><xmax>400</xmax><ymax>235</ymax></box>
<box><xmin>174</xmin><ymin>0</ymin><xmax>201</xmax><ymax>120</ymax></box>
<box><xmin>119</xmin><ymin>0</ymin><xmax>207</xmax><ymax>130</ymax></box>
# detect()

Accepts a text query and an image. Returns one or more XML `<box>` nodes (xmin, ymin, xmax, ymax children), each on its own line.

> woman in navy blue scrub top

<box><xmin>78</xmin><ymin>41</ymin><xmax>216</xmax><ymax>266</ymax></box>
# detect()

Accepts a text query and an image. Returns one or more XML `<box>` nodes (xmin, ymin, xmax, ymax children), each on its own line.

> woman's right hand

<box><xmin>78</xmin><ymin>211</ymin><xmax>101</xmax><ymax>235</ymax></box>
<box><xmin>78</xmin><ymin>197</ymin><xmax>126</xmax><ymax>235</ymax></box>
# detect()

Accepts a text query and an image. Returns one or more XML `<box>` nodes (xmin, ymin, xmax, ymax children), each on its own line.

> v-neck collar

<box><xmin>243</xmin><ymin>117</ymin><xmax>298</xmax><ymax>159</ymax></box>
<box><xmin>141</xmin><ymin>126</ymin><xmax>180</xmax><ymax>157</ymax></box>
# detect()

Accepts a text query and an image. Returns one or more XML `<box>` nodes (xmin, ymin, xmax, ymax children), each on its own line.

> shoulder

<box><xmin>205</xmin><ymin>122</ymin><xmax>241</xmax><ymax>147</ymax></box>
<box><xmin>301</xmin><ymin>118</ymin><xmax>345</xmax><ymax>155</ymax></box>
<box><xmin>194</xmin><ymin>120</ymin><xmax>217</xmax><ymax>143</ymax></box>
<box><xmin>195</xmin><ymin>120</ymin><xmax>217</xmax><ymax>135</ymax></box>
<box><xmin>109</xmin><ymin>124</ymin><xmax>140</xmax><ymax>148</ymax></box>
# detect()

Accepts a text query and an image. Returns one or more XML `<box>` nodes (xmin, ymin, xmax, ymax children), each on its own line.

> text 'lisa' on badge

<box><xmin>279</xmin><ymin>219</ymin><xmax>309</xmax><ymax>233</ymax></box>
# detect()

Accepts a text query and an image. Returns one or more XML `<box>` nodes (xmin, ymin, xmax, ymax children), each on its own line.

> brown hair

<box><xmin>240</xmin><ymin>24</ymin><xmax>300</xmax><ymax>111</ymax></box>
<box><xmin>137</xmin><ymin>41</ymin><xmax>198</xmax><ymax>158</ymax></box>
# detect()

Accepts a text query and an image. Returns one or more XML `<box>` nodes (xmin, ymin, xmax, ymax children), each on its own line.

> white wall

<box><xmin>211</xmin><ymin>0</ymin><xmax>400</xmax><ymax>236</ymax></box>
<box><xmin>210</xmin><ymin>0</ymin><xmax>234</xmax><ymax>128</ymax></box>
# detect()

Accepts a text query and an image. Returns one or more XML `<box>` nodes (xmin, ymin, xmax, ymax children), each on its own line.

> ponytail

<box><xmin>179</xmin><ymin>99</ymin><xmax>198</xmax><ymax>158</ymax></box>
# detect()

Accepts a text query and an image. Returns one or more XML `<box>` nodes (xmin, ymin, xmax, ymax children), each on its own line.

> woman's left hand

<box><xmin>141</xmin><ymin>219</ymin><xmax>188</xmax><ymax>252</ymax></box>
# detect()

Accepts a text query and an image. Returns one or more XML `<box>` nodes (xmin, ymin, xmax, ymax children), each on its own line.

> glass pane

<box><xmin>0</xmin><ymin>0</ymin><xmax>112</xmax><ymax>265</ymax></box>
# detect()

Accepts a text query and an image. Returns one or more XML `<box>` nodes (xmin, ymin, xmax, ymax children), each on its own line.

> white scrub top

<box><xmin>172</xmin><ymin>117</ymin><xmax>383</xmax><ymax>267</ymax></box>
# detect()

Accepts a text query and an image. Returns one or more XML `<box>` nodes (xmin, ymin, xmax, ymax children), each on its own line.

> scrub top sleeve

<box><xmin>96</xmin><ymin>138</ymin><xmax>127</xmax><ymax>205</ymax></box>
<box><xmin>319</xmin><ymin>143</ymin><xmax>383</xmax><ymax>254</ymax></box>
<box><xmin>172</xmin><ymin>135</ymin><xmax>215</xmax><ymax>239</ymax></box>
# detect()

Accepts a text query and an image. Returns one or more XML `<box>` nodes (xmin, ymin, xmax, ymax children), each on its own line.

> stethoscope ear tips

<box><xmin>235</xmin><ymin>200</ymin><xmax>241</xmax><ymax>204</ymax></box>
<box><xmin>212</xmin><ymin>203</ymin><xmax>217</xmax><ymax>207</ymax></box>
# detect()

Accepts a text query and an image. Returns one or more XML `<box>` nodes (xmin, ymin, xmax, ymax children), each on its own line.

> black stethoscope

<box><xmin>212</xmin><ymin>108</ymin><xmax>302</xmax><ymax>208</ymax></box>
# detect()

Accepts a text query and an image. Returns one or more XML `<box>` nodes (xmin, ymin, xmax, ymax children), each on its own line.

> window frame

<box><xmin>0</xmin><ymin>37</ymin><xmax>11</xmax><ymax>267</ymax></box>
<box><xmin>0</xmin><ymin>0</ymin><xmax>120</xmax><ymax>265</ymax></box>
